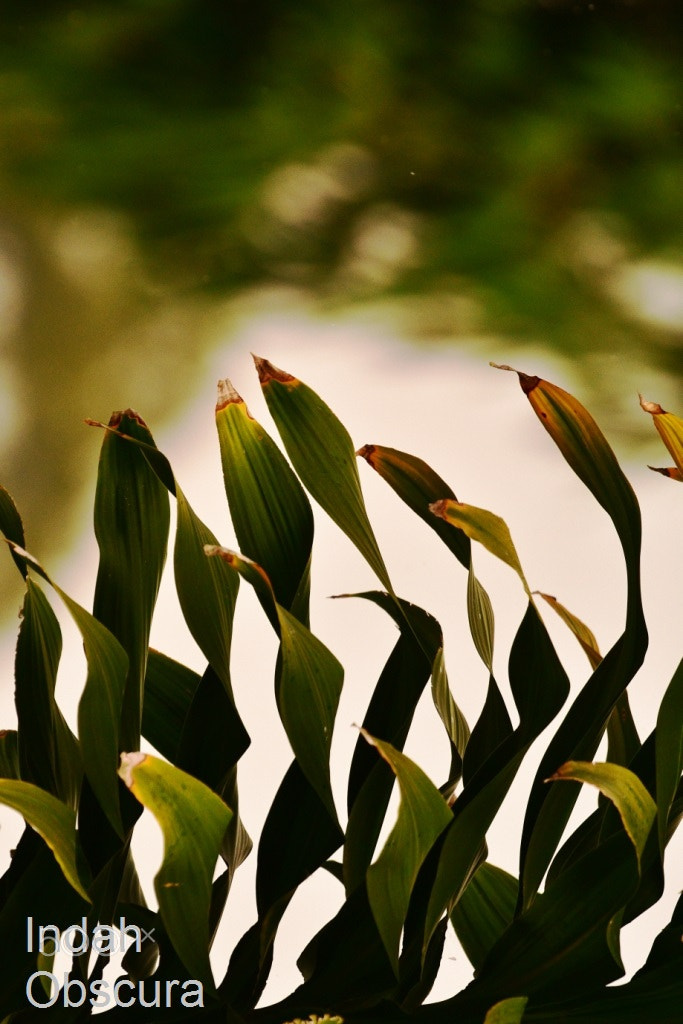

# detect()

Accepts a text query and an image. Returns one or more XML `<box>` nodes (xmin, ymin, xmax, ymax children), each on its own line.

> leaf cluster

<box><xmin>0</xmin><ymin>359</ymin><xmax>682</xmax><ymax>1023</ymax></box>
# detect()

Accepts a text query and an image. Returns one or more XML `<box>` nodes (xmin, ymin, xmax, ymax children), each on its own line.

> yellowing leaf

<box><xmin>547</xmin><ymin>761</ymin><xmax>656</xmax><ymax>867</ymax></box>
<box><xmin>640</xmin><ymin>395</ymin><xmax>683</xmax><ymax>482</ymax></box>
<box><xmin>118</xmin><ymin>752</ymin><xmax>232</xmax><ymax>991</ymax></box>
<box><xmin>431</xmin><ymin>499</ymin><xmax>530</xmax><ymax>596</ymax></box>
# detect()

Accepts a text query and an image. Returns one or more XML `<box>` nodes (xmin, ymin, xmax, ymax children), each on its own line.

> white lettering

<box><xmin>37</xmin><ymin>925</ymin><xmax>60</xmax><ymax>956</ymax></box>
<box><xmin>120</xmin><ymin>918</ymin><xmax>145</xmax><ymax>952</ymax></box>
<box><xmin>89</xmin><ymin>979</ymin><xmax>111</xmax><ymax>1009</ymax></box>
<box><xmin>113</xmin><ymin>978</ymin><xmax>135</xmax><ymax>1008</ymax></box>
<box><xmin>91</xmin><ymin>925</ymin><xmax>117</xmax><ymax>955</ymax></box>
<box><xmin>27</xmin><ymin>915</ymin><xmax>33</xmax><ymax>952</ymax></box>
<box><xmin>26</xmin><ymin>972</ymin><xmax>57</xmax><ymax>1008</ymax></box>
<box><xmin>181</xmin><ymin>980</ymin><xmax>204</xmax><ymax>1007</ymax></box>
<box><xmin>62</xmin><ymin>919</ymin><xmax>89</xmax><ymax>955</ymax></box>
<box><xmin>139</xmin><ymin>981</ymin><xmax>161</xmax><ymax>1008</ymax></box>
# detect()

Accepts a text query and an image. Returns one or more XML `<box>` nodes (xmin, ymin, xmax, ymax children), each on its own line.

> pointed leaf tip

<box><xmin>252</xmin><ymin>354</ymin><xmax>294</xmax><ymax>384</ymax></box>
<box><xmin>216</xmin><ymin>378</ymin><xmax>243</xmax><ymax>411</ymax></box>
<box><xmin>119</xmin><ymin>751</ymin><xmax>147</xmax><ymax>788</ymax></box>
<box><xmin>639</xmin><ymin>394</ymin><xmax>665</xmax><ymax>415</ymax></box>
<box><xmin>356</xmin><ymin>443</ymin><xmax>375</xmax><ymax>461</ymax></box>
<box><xmin>490</xmin><ymin>362</ymin><xmax>539</xmax><ymax>395</ymax></box>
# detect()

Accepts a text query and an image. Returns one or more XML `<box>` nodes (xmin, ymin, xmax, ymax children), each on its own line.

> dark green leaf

<box><xmin>451</xmin><ymin>862</ymin><xmax>518</xmax><ymax>972</ymax></box>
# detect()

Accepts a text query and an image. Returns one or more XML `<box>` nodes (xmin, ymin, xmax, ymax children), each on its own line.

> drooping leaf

<box><xmin>548</xmin><ymin>761</ymin><xmax>656</xmax><ymax>868</ymax></box>
<box><xmin>91</xmin><ymin>410</ymin><xmax>170</xmax><ymax>752</ymax></box>
<box><xmin>450</xmin><ymin>861</ymin><xmax>518</xmax><ymax>973</ymax></box>
<box><xmin>255</xmin><ymin>355</ymin><xmax>393</xmax><ymax>593</ymax></box>
<box><xmin>8</xmin><ymin>543</ymin><xmax>127</xmax><ymax>836</ymax></box>
<box><xmin>362</xmin><ymin>731</ymin><xmax>452</xmax><ymax>975</ymax></box>
<box><xmin>640</xmin><ymin>395</ymin><xmax>683</xmax><ymax>480</ymax></box>
<box><xmin>467</xmin><ymin>562</ymin><xmax>495</xmax><ymax>673</ymax></box>
<box><xmin>357</xmin><ymin>444</ymin><xmax>470</xmax><ymax>569</ymax></box>
<box><xmin>493</xmin><ymin>365</ymin><xmax>648</xmax><ymax>911</ymax></box>
<box><xmin>215</xmin><ymin>378</ymin><xmax>314</xmax><ymax>621</ymax></box>
<box><xmin>206</xmin><ymin>546</ymin><xmax>342</xmax><ymax>821</ymax></box>
<box><xmin>425</xmin><ymin>602</ymin><xmax>569</xmax><ymax>952</ymax></box>
<box><xmin>431</xmin><ymin>500</ymin><xmax>531</xmax><ymax>597</ymax></box>
<box><xmin>344</xmin><ymin>595</ymin><xmax>445</xmax><ymax>894</ymax></box>
<box><xmin>0</xmin><ymin>780</ymin><xmax>91</xmax><ymax>901</ymax></box>
<box><xmin>14</xmin><ymin>580</ymin><xmax>81</xmax><ymax>808</ymax></box>
<box><xmin>654</xmin><ymin>658</ymin><xmax>683</xmax><ymax>853</ymax></box>
<box><xmin>118</xmin><ymin>751</ymin><xmax>232</xmax><ymax>992</ymax></box>
<box><xmin>537</xmin><ymin>592</ymin><xmax>640</xmax><ymax>767</ymax></box>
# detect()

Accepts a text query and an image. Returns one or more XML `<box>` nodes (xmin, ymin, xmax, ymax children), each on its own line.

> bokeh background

<box><xmin>1</xmin><ymin>0</ymin><xmax>682</xmax><ymax>1006</ymax></box>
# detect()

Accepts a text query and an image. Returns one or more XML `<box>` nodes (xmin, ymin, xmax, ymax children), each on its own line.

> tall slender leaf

<box><xmin>91</xmin><ymin>410</ymin><xmax>170</xmax><ymax>752</ymax></box>
<box><xmin>493</xmin><ymin>365</ymin><xmax>648</xmax><ymax>910</ymax></box>
<box><xmin>255</xmin><ymin>355</ymin><xmax>393</xmax><ymax>593</ymax></box>
<box><xmin>655</xmin><ymin>658</ymin><xmax>683</xmax><ymax>853</ymax></box>
<box><xmin>215</xmin><ymin>378</ymin><xmax>314</xmax><ymax>622</ymax></box>
<box><xmin>8</xmin><ymin>543</ymin><xmax>127</xmax><ymax>836</ymax></box>
<box><xmin>362</xmin><ymin>731</ymin><xmax>452</xmax><ymax>976</ymax></box>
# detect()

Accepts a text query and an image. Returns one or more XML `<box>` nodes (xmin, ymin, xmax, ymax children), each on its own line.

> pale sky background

<box><xmin>1</xmin><ymin>312</ymin><xmax>681</xmax><ymax>1007</ymax></box>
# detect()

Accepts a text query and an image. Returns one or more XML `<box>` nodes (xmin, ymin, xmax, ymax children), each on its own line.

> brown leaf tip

<box><xmin>216</xmin><ymin>378</ymin><xmax>243</xmax><ymax>411</ymax></box>
<box><xmin>639</xmin><ymin>394</ymin><xmax>665</xmax><ymax>415</ymax></box>
<box><xmin>252</xmin><ymin>354</ymin><xmax>295</xmax><ymax>384</ymax></box>
<box><xmin>490</xmin><ymin>362</ymin><xmax>539</xmax><ymax>395</ymax></box>
<box><xmin>108</xmin><ymin>409</ymin><xmax>148</xmax><ymax>430</ymax></box>
<box><xmin>356</xmin><ymin>443</ymin><xmax>376</xmax><ymax>463</ymax></box>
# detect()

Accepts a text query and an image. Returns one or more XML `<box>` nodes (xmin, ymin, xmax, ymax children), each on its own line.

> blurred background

<box><xmin>1</xmin><ymin>0</ymin><xmax>682</xmax><ymax>600</ymax></box>
<box><xmin>1</xmin><ymin>0</ymin><xmax>682</xmax><ymax>1004</ymax></box>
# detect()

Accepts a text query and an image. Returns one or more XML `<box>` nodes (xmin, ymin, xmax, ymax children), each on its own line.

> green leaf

<box><xmin>451</xmin><ymin>862</ymin><xmax>518</xmax><ymax>972</ymax></box>
<box><xmin>362</xmin><ymin>731</ymin><xmax>452</xmax><ymax>976</ymax></box>
<box><xmin>494</xmin><ymin>366</ymin><xmax>648</xmax><ymax>911</ymax></box>
<box><xmin>91</xmin><ymin>410</ymin><xmax>170</xmax><ymax>751</ymax></box>
<box><xmin>467</xmin><ymin>561</ymin><xmax>495</xmax><ymax>672</ymax></box>
<box><xmin>118</xmin><ymin>751</ymin><xmax>232</xmax><ymax>991</ymax></box>
<box><xmin>8</xmin><ymin>544</ymin><xmax>128</xmax><ymax>836</ymax></box>
<box><xmin>142</xmin><ymin>649</ymin><xmax>201</xmax><ymax>764</ymax></box>
<box><xmin>215</xmin><ymin>378</ymin><xmax>314</xmax><ymax>621</ymax></box>
<box><xmin>425</xmin><ymin>602</ymin><xmax>569</xmax><ymax>952</ymax></box>
<box><xmin>548</xmin><ymin>761</ymin><xmax>656</xmax><ymax>868</ymax></box>
<box><xmin>206</xmin><ymin>546</ymin><xmax>342</xmax><ymax>821</ymax></box>
<box><xmin>0</xmin><ymin>780</ymin><xmax>91</xmax><ymax>901</ymax></box>
<box><xmin>431</xmin><ymin>499</ymin><xmax>531</xmax><ymax>597</ymax></box>
<box><xmin>431</xmin><ymin>647</ymin><xmax>470</xmax><ymax>797</ymax></box>
<box><xmin>14</xmin><ymin>580</ymin><xmax>82</xmax><ymax>807</ymax></box>
<box><xmin>255</xmin><ymin>356</ymin><xmax>393</xmax><ymax>593</ymax></box>
<box><xmin>655</xmin><ymin>659</ymin><xmax>683</xmax><ymax>853</ymax></box>
<box><xmin>483</xmin><ymin>997</ymin><xmax>528</xmax><ymax>1024</ymax></box>
<box><xmin>344</xmin><ymin>595</ymin><xmax>444</xmax><ymax>894</ymax></box>
<box><xmin>357</xmin><ymin>444</ymin><xmax>470</xmax><ymax>570</ymax></box>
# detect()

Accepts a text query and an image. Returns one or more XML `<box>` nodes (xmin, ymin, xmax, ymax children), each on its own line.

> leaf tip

<box><xmin>252</xmin><ymin>354</ymin><xmax>294</xmax><ymax>385</ymax></box>
<box><xmin>429</xmin><ymin>498</ymin><xmax>450</xmax><ymax>519</ymax></box>
<box><xmin>109</xmin><ymin>409</ymin><xmax>148</xmax><ymax>430</ymax></box>
<box><xmin>118</xmin><ymin>751</ymin><xmax>147</xmax><ymax>788</ymax></box>
<box><xmin>490</xmin><ymin>362</ymin><xmax>540</xmax><ymax>395</ymax></box>
<box><xmin>216</xmin><ymin>378</ymin><xmax>243</xmax><ymax>411</ymax></box>
<box><xmin>356</xmin><ymin>443</ymin><xmax>376</xmax><ymax>463</ymax></box>
<box><xmin>639</xmin><ymin>394</ymin><xmax>665</xmax><ymax>415</ymax></box>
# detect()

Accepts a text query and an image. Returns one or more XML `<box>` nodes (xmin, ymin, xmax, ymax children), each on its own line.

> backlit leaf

<box><xmin>362</xmin><ymin>730</ymin><xmax>452</xmax><ymax>975</ymax></box>
<box><xmin>654</xmin><ymin>659</ymin><xmax>683</xmax><ymax>853</ymax></box>
<box><xmin>255</xmin><ymin>356</ymin><xmax>393</xmax><ymax>593</ymax></box>
<box><xmin>548</xmin><ymin>761</ymin><xmax>656</xmax><ymax>867</ymax></box>
<box><xmin>0</xmin><ymin>780</ymin><xmax>91</xmax><ymax>902</ymax></box>
<box><xmin>484</xmin><ymin>996</ymin><xmax>528</xmax><ymax>1024</ymax></box>
<box><xmin>640</xmin><ymin>395</ymin><xmax>683</xmax><ymax>480</ymax></box>
<box><xmin>451</xmin><ymin>861</ymin><xmax>518</xmax><ymax>972</ymax></box>
<box><xmin>215</xmin><ymin>378</ymin><xmax>313</xmax><ymax>622</ymax></box>
<box><xmin>118</xmin><ymin>751</ymin><xmax>232</xmax><ymax>991</ymax></box>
